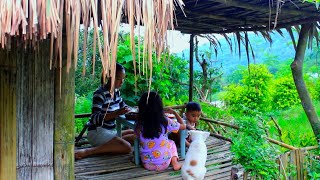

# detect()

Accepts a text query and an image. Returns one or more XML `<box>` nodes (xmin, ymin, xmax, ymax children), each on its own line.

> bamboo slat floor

<box><xmin>75</xmin><ymin>136</ymin><xmax>243</xmax><ymax>180</ymax></box>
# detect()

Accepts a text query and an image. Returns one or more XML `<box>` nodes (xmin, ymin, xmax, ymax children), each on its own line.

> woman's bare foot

<box><xmin>75</xmin><ymin>149</ymin><xmax>88</xmax><ymax>160</ymax></box>
<box><xmin>171</xmin><ymin>156</ymin><xmax>182</xmax><ymax>171</ymax></box>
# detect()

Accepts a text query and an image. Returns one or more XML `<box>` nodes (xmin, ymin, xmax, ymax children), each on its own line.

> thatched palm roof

<box><xmin>1</xmin><ymin>0</ymin><xmax>319</xmax><ymax>81</ymax></box>
<box><xmin>174</xmin><ymin>0</ymin><xmax>320</xmax><ymax>34</ymax></box>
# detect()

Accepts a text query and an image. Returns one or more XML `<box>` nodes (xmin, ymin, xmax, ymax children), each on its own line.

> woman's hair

<box><xmin>100</xmin><ymin>63</ymin><xmax>125</xmax><ymax>85</ymax></box>
<box><xmin>137</xmin><ymin>91</ymin><xmax>168</xmax><ymax>139</ymax></box>
<box><xmin>186</xmin><ymin>101</ymin><xmax>201</xmax><ymax>112</ymax></box>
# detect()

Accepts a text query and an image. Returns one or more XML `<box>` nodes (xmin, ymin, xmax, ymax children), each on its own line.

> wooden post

<box><xmin>54</xmin><ymin>37</ymin><xmax>75</xmax><ymax>180</ymax></box>
<box><xmin>189</xmin><ymin>34</ymin><xmax>194</xmax><ymax>102</ymax></box>
<box><xmin>0</xmin><ymin>49</ymin><xmax>17</xmax><ymax>180</ymax></box>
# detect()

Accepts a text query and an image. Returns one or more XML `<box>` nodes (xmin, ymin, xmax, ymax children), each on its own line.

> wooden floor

<box><xmin>75</xmin><ymin>136</ymin><xmax>242</xmax><ymax>180</ymax></box>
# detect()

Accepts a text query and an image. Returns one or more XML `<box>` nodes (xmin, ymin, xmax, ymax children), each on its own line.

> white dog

<box><xmin>181</xmin><ymin>130</ymin><xmax>210</xmax><ymax>180</ymax></box>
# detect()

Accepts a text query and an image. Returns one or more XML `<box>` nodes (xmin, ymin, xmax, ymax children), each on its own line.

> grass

<box><xmin>268</xmin><ymin>101</ymin><xmax>319</xmax><ymax>149</ymax></box>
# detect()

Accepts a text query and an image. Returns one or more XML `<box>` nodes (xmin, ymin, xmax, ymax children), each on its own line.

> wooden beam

<box><xmin>184</xmin><ymin>10</ymin><xmax>264</xmax><ymax>26</ymax></box>
<box><xmin>180</xmin><ymin>16</ymin><xmax>320</xmax><ymax>34</ymax></box>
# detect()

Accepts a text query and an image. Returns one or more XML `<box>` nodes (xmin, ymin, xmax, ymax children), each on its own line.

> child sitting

<box><xmin>184</xmin><ymin>102</ymin><xmax>202</xmax><ymax>147</ymax></box>
<box><xmin>168</xmin><ymin>102</ymin><xmax>202</xmax><ymax>147</ymax></box>
<box><xmin>135</xmin><ymin>91</ymin><xmax>186</xmax><ymax>171</ymax></box>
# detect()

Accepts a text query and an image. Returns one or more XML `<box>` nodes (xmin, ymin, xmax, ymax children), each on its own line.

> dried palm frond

<box><xmin>0</xmin><ymin>0</ymin><xmax>185</xmax><ymax>94</ymax></box>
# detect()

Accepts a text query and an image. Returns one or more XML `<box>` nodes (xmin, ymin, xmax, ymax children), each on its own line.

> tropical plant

<box><xmin>231</xmin><ymin>116</ymin><xmax>279</xmax><ymax>179</ymax></box>
<box><xmin>223</xmin><ymin>64</ymin><xmax>273</xmax><ymax>115</ymax></box>
<box><xmin>272</xmin><ymin>76</ymin><xmax>300</xmax><ymax>109</ymax></box>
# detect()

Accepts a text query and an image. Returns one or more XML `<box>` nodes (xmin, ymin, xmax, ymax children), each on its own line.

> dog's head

<box><xmin>189</xmin><ymin>130</ymin><xmax>210</xmax><ymax>142</ymax></box>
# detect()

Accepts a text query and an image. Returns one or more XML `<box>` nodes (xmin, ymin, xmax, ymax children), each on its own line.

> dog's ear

<box><xmin>189</xmin><ymin>130</ymin><xmax>196</xmax><ymax>140</ymax></box>
<box><xmin>202</xmin><ymin>131</ymin><xmax>210</xmax><ymax>140</ymax></box>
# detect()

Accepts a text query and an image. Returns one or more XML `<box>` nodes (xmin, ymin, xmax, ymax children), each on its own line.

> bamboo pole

<box><xmin>270</xmin><ymin>116</ymin><xmax>283</xmax><ymax>139</ymax></box>
<box><xmin>206</xmin><ymin>122</ymin><xmax>218</xmax><ymax>134</ymax></box>
<box><xmin>54</xmin><ymin>37</ymin><xmax>75</xmax><ymax>180</ymax></box>
<box><xmin>75</xmin><ymin>113</ymin><xmax>91</xmax><ymax>118</ymax></box>
<box><xmin>165</xmin><ymin>104</ymin><xmax>186</xmax><ymax>110</ymax></box>
<box><xmin>200</xmin><ymin>117</ymin><xmax>239</xmax><ymax>130</ymax></box>
<box><xmin>0</xmin><ymin>49</ymin><xmax>17</xmax><ymax>180</ymax></box>
<box><xmin>302</xmin><ymin>146</ymin><xmax>319</xmax><ymax>151</ymax></box>
<box><xmin>266</xmin><ymin>138</ymin><xmax>297</xmax><ymax>150</ymax></box>
<box><xmin>200</xmin><ymin>117</ymin><xmax>299</xmax><ymax>150</ymax></box>
<box><xmin>189</xmin><ymin>34</ymin><xmax>194</xmax><ymax>102</ymax></box>
<box><xmin>211</xmin><ymin>133</ymin><xmax>233</xmax><ymax>143</ymax></box>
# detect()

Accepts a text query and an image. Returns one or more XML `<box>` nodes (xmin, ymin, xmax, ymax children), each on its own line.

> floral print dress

<box><xmin>138</xmin><ymin>117</ymin><xmax>181</xmax><ymax>171</ymax></box>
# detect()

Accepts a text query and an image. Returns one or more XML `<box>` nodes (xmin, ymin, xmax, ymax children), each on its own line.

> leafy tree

<box><xmin>223</xmin><ymin>64</ymin><xmax>273</xmax><ymax>115</ymax></box>
<box><xmin>194</xmin><ymin>35</ymin><xmax>223</xmax><ymax>102</ymax></box>
<box><xmin>272</xmin><ymin>76</ymin><xmax>300</xmax><ymax>109</ymax></box>
<box><xmin>224</xmin><ymin>65</ymin><xmax>247</xmax><ymax>84</ymax></box>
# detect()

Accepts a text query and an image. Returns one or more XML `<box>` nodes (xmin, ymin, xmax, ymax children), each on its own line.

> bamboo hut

<box><xmin>1</xmin><ymin>0</ymin><xmax>319</xmax><ymax>179</ymax></box>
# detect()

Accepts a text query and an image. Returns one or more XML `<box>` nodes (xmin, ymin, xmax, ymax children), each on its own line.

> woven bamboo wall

<box><xmin>15</xmin><ymin>41</ymin><xmax>54</xmax><ymax>179</ymax></box>
<box><xmin>0</xmin><ymin>49</ymin><xmax>17</xmax><ymax>180</ymax></box>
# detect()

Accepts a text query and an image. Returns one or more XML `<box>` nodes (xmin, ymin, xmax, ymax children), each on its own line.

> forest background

<box><xmin>74</xmin><ymin>27</ymin><xmax>320</xmax><ymax>179</ymax></box>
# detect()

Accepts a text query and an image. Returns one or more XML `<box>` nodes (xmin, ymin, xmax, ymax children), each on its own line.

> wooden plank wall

<box><xmin>0</xmin><ymin>49</ymin><xmax>17</xmax><ymax>180</ymax></box>
<box><xmin>16</xmin><ymin>41</ymin><xmax>54</xmax><ymax>179</ymax></box>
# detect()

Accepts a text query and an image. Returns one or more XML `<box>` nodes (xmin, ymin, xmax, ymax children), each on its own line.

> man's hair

<box><xmin>100</xmin><ymin>63</ymin><xmax>125</xmax><ymax>85</ymax></box>
<box><xmin>186</xmin><ymin>102</ymin><xmax>201</xmax><ymax>112</ymax></box>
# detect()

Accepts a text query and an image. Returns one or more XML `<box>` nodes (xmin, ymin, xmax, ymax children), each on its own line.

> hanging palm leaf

<box><xmin>0</xmin><ymin>0</ymin><xmax>185</xmax><ymax>94</ymax></box>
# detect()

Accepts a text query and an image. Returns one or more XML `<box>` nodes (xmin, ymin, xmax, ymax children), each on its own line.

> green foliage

<box><xmin>272</xmin><ymin>59</ymin><xmax>294</xmax><ymax>79</ymax></box>
<box><xmin>223</xmin><ymin>84</ymin><xmax>244</xmax><ymax>111</ymax></box>
<box><xmin>224</xmin><ymin>65</ymin><xmax>246</xmax><ymax>84</ymax></box>
<box><xmin>315</xmin><ymin>80</ymin><xmax>320</xmax><ymax>100</ymax></box>
<box><xmin>223</xmin><ymin>64</ymin><xmax>273</xmax><ymax>114</ymax></box>
<box><xmin>304</xmin><ymin>74</ymin><xmax>320</xmax><ymax>101</ymax></box>
<box><xmin>306</xmin><ymin>148</ymin><xmax>320</xmax><ymax>180</ymax></box>
<box><xmin>272</xmin><ymin>76</ymin><xmax>300</xmax><ymax>109</ymax></box>
<box><xmin>74</xmin><ymin>94</ymin><xmax>92</xmax><ymax>133</ymax></box>
<box><xmin>231</xmin><ymin>116</ymin><xmax>279</xmax><ymax>179</ymax></box>
<box><xmin>267</xmin><ymin>102</ymin><xmax>319</xmax><ymax>148</ymax></box>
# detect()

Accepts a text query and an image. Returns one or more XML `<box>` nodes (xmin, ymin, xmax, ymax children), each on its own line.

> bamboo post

<box><xmin>279</xmin><ymin>153</ymin><xmax>288</xmax><ymax>180</ymax></box>
<box><xmin>189</xmin><ymin>34</ymin><xmax>194</xmax><ymax>102</ymax></box>
<box><xmin>289</xmin><ymin>150</ymin><xmax>297</xmax><ymax>180</ymax></box>
<box><xmin>54</xmin><ymin>38</ymin><xmax>75</xmax><ymax>180</ymax></box>
<box><xmin>0</xmin><ymin>49</ymin><xmax>17</xmax><ymax>180</ymax></box>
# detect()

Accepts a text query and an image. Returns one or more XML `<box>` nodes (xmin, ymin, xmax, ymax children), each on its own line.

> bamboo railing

<box><xmin>74</xmin><ymin>104</ymin><xmax>319</xmax><ymax>180</ymax></box>
<box><xmin>198</xmin><ymin>116</ymin><xmax>319</xmax><ymax>180</ymax></box>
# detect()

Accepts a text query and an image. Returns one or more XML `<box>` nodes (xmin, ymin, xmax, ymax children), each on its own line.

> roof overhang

<box><xmin>173</xmin><ymin>0</ymin><xmax>320</xmax><ymax>34</ymax></box>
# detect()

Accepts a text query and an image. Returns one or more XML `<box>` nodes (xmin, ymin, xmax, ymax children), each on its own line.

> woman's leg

<box><xmin>75</xmin><ymin>137</ymin><xmax>132</xmax><ymax>160</ymax></box>
<box><xmin>122</xmin><ymin>129</ymin><xmax>135</xmax><ymax>144</ymax></box>
<box><xmin>122</xmin><ymin>129</ymin><xmax>134</xmax><ymax>136</ymax></box>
